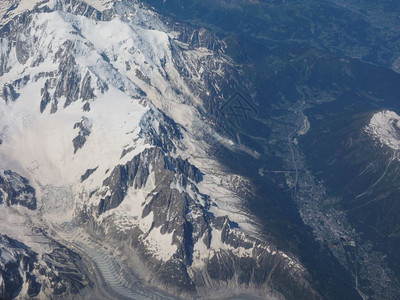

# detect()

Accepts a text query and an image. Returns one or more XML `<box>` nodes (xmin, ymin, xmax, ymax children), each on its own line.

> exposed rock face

<box><xmin>73</xmin><ymin>116</ymin><xmax>92</xmax><ymax>153</ymax></box>
<box><xmin>0</xmin><ymin>235</ymin><xmax>39</xmax><ymax>299</ymax></box>
<box><xmin>81</xmin><ymin>166</ymin><xmax>98</xmax><ymax>182</ymax></box>
<box><xmin>80</xmin><ymin>71</ymin><xmax>95</xmax><ymax>101</ymax></box>
<box><xmin>0</xmin><ymin>170</ymin><xmax>36</xmax><ymax>210</ymax></box>
<box><xmin>139</xmin><ymin>111</ymin><xmax>184</xmax><ymax>153</ymax></box>
<box><xmin>40</xmin><ymin>78</ymin><xmax>53</xmax><ymax>113</ymax></box>
<box><xmin>98</xmin><ymin>147</ymin><xmax>202</xmax><ymax>213</ymax></box>
<box><xmin>1</xmin><ymin>83</ymin><xmax>19</xmax><ymax>102</ymax></box>
<box><xmin>0</xmin><ymin>233</ymin><xmax>90</xmax><ymax>299</ymax></box>
<box><xmin>0</xmin><ymin>0</ymin><xmax>320</xmax><ymax>299</ymax></box>
<box><xmin>94</xmin><ymin>146</ymin><xmax>317</xmax><ymax>298</ymax></box>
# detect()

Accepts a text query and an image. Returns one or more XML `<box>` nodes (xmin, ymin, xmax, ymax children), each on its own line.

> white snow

<box><xmin>0</xmin><ymin>204</ymin><xmax>53</xmax><ymax>256</ymax></box>
<box><xmin>365</xmin><ymin>110</ymin><xmax>400</xmax><ymax>150</ymax></box>
<box><xmin>0</xmin><ymin>81</ymin><xmax>148</xmax><ymax>189</ymax></box>
<box><xmin>0</xmin><ymin>0</ymin><xmax>114</xmax><ymax>27</ymax></box>
<box><xmin>0</xmin><ymin>1</ymin><xmax>300</xmax><ymax>290</ymax></box>
<box><xmin>99</xmin><ymin>173</ymin><xmax>179</xmax><ymax>262</ymax></box>
<box><xmin>197</xmin><ymin>171</ymin><xmax>260</xmax><ymax>236</ymax></box>
<box><xmin>143</xmin><ymin>227</ymin><xmax>177</xmax><ymax>261</ymax></box>
<box><xmin>0</xmin><ymin>0</ymin><xmax>38</xmax><ymax>26</ymax></box>
<box><xmin>392</xmin><ymin>56</ymin><xmax>400</xmax><ymax>74</ymax></box>
<box><xmin>84</xmin><ymin>0</ymin><xmax>114</xmax><ymax>10</ymax></box>
<box><xmin>0</xmin><ymin>9</ymin><xmax>155</xmax><ymax>227</ymax></box>
<box><xmin>99</xmin><ymin>175</ymin><xmax>156</xmax><ymax>234</ymax></box>
<box><xmin>0</xmin><ymin>244</ymin><xmax>14</xmax><ymax>264</ymax></box>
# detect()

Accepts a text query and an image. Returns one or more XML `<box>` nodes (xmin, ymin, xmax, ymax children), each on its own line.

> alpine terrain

<box><xmin>1</xmin><ymin>0</ymin><xmax>400</xmax><ymax>299</ymax></box>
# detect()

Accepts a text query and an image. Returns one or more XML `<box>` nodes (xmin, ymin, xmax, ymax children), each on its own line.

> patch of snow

<box><xmin>143</xmin><ymin>226</ymin><xmax>177</xmax><ymax>262</ymax></box>
<box><xmin>0</xmin><ymin>0</ymin><xmax>300</xmax><ymax>288</ymax></box>
<box><xmin>392</xmin><ymin>56</ymin><xmax>400</xmax><ymax>74</ymax></box>
<box><xmin>84</xmin><ymin>0</ymin><xmax>114</xmax><ymax>10</ymax></box>
<box><xmin>0</xmin><ymin>10</ymin><xmax>154</xmax><ymax>217</ymax></box>
<box><xmin>365</xmin><ymin>110</ymin><xmax>400</xmax><ymax>150</ymax></box>
<box><xmin>0</xmin><ymin>0</ymin><xmax>37</xmax><ymax>26</ymax></box>
<box><xmin>0</xmin><ymin>245</ymin><xmax>14</xmax><ymax>264</ymax></box>
<box><xmin>0</xmin><ymin>204</ymin><xmax>53</xmax><ymax>256</ymax></box>
<box><xmin>197</xmin><ymin>172</ymin><xmax>259</xmax><ymax>236</ymax></box>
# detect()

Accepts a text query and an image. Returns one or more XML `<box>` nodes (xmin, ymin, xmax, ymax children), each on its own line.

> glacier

<box><xmin>0</xmin><ymin>0</ymin><xmax>319</xmax><ymax>299</ymax></box>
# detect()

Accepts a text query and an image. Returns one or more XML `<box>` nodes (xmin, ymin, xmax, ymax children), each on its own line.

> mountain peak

<box><xmin>0</xmin><ymin>1</ymin><xmax>320</xmax><ymax>298</ymax></box>
<box><xmin>0</xmin><ymin>0</ymin><xmax>116</xmax><ymax>27</ymax></box>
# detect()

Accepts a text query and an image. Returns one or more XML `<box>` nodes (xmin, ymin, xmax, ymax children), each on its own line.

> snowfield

<box><xmin>0</xmin><ymin>1</ymin><xmax>315</xmax><ymax>299</ymax></box>
<box><xmin>365</xmin><ymin>110</ymin><xmax>400</xmax><ymax>150</ymax></box>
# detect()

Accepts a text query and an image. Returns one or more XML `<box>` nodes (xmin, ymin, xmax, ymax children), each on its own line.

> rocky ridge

<box><xmin>0</xmin><ymin>0</ymin><xmax>320</xmax><ymax>299</ymax></box>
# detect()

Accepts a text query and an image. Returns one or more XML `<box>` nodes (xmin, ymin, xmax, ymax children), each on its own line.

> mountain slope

<box><xmin>0</xmin><ymin>0</ymin><xmax>320</xmax><ymax>299</ymax></box>
<box><xmin>138</xmin><ymin>1</ymin><xmax>400</xmax><ymax>298</ymax></box>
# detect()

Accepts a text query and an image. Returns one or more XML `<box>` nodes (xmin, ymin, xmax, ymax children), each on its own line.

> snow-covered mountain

<box><xmin>365</xmin><ymin>110</ymin><xmax>400</xmax><ymax>151</ymax></box>
<box><xmin>0</xmin><ymin>0</ymin><xmax>319</xmax><ymax>299</ymax></box>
